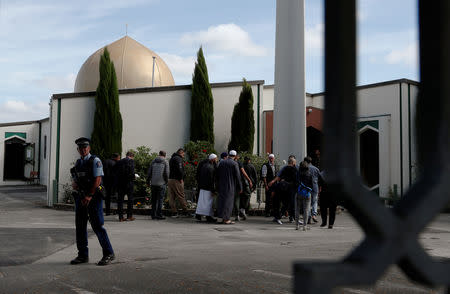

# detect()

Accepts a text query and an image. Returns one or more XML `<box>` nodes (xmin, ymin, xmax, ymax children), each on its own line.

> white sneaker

<box><xmin>273</xmin><ymin>218</ymin><xmax>283</xmax><ymax>225</ymax></box>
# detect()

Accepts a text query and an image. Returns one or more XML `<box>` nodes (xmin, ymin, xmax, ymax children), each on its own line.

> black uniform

<box><xmin>72</xmin><ymin>153</ymin><xmax>114</xmax><ymax>261</ymax></box>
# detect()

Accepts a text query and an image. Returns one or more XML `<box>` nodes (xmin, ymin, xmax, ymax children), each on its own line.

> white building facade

<box><xmin>0</xmin><ymin>79</ymin><xmax>419</xmax><ymax>204</ymax></box>
<box><xmin>46</xmin><ymin>81</ymin><xmax>265</xmax><ymax>205</ymax></box>
<box><xmin>262</xmin><ymin>79</ymin><xmax>419</xmax><ymax>199</ymax></box>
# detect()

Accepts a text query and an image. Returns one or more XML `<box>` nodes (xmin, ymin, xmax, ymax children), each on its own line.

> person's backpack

<box><xmin>298</xmin><ymin>182</ymin><xmax>312</xmax><ymax>198</ymax></box>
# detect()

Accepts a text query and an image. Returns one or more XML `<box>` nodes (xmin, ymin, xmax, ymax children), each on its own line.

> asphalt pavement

<box><xmin>0</xmin><ymin>186</ymin><xmax>448</xmax><ymax>294</ymax></box>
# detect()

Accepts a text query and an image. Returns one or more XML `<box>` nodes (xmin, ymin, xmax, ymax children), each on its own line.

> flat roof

<box><xmin>0</xmin><ymin>117</ymin><xmax>49</xmax><ymax>127</ymax></box>
<box><xmin>53</xmin><ymin>80</ymin><xmax>266</xmax><ymax>100</ymax></box>
<box><xmin>263</xmin><ymin>78</ymin><xmax>419</xmax><ymax>97</ymax></box>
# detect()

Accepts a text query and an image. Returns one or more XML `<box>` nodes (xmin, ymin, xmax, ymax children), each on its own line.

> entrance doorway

<box><xmin>359</xmin><ymin>129</ymin><xmax>379</xmax><ymax>188</ymax></box>
<box><xmin>3</xmin><ymin>137</ymin><xmax>26</xmax><ymax>180</ymax></box>
<box><xmin>307</xmin><ymin>126</ymin><xmax>323</xmax><ymax>158</ymax></box>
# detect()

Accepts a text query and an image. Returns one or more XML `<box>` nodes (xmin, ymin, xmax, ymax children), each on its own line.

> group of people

<box><xmin>146</xmin><ymin>148</ymin><xmax>258</xmax><ymax>225</ymax></box>
<box><xmin>102</xmin><ymin>151</ymin><xmax>136</xmax><ymax>222</ymax></box>
<box><xmin>145</xmin><ymin>147</ymin><xmax>337</xmax><ymax>230</ymax></box>
<box><xmin>263</xmin><ymin>154</ymin><xmax>337</xmax><ymax>231</ymax></box>
<box><xmin>69</xmin><ymin>135</ymin><xmax>337</xmax><ymax>265</ymax></box>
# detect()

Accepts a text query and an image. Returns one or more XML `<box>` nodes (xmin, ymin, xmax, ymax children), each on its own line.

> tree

<box><xmin>228</xmin><ymin>79</ymin><xmax>255</xmax><ymax>153</ymax></box>
<box><xmin>91</xmin><ymin>47</ymin><xmax>123</xmax><ymax>160</ymax></box>
<box><xmin>190</xmin><ymin>46</ymin><xmax>214</xmax><ymax>145</ymax></box>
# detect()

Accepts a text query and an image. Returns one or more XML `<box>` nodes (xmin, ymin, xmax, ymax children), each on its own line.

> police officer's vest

<box><xmin>74</xmin><ymin>155</ymin><xmax>97</xmax><ymax>192</ymax></box>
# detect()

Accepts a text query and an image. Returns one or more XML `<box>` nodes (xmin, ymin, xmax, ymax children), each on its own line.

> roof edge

<box><xmin>263</xmin><ymin>78</ymin><xmax>419</xmax><ymax>97</ymax></box>
<box><xmin>310</xmin><ymin>78</ymin><xmax>419</xmax><ymax>97</ymax></box>
<box><xmin>53</xmin><ymin>80</ymin><xmax>265</xmax><ymax>99</ymax></box>
<box><xmin>0</xmin><ymin>117</ymin><xmax>49</xmax><ymax>127</ymax></box>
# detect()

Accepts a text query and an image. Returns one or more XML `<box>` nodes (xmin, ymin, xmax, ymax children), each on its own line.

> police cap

<box><xmin>75</xmin><ymin>137</ymin><xmax>91</xmax><ymax>147</ymax></box>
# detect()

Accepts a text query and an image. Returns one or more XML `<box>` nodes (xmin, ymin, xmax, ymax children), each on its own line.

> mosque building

<box><xmin>0</xmin><ymin>36</ymin><xmax>419</xmax><ymax>205</ymax></box>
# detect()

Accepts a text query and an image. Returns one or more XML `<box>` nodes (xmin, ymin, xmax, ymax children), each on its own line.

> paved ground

<box><xmin>0</xmin><ymin>186</ymin><xmax>448</xmax><ymax>294</ymax></box>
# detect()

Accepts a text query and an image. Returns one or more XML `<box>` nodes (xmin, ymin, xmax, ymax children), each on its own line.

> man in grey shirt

<box><xmin>147</xmin><ymin>150</ymin><xmax>170</xmax><ymax>220</ymax></box>
<box><xmin>304</xmin><ymin>156</ymin><xmax>322</xmax><ymax>223</ymax></box>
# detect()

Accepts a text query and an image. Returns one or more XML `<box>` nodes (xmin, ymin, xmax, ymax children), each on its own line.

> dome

<box><xmin>74</xmin><ymin>36</ymin><xmax>175</xmax><ymax>92</ymax></box>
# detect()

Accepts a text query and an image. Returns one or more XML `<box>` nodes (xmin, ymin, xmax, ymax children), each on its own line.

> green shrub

<box><xmin>184</xmin><ymin>140</ymin><xmax>216</xmax><ymax>163</ymax></box>
<box><xmin>182</xmin><ymin>141</ymin><xmax>216</xmax><ymax>190</ymax></box>
<box><xmin>127</xmin><ymin>146</ymin><xmax>158</xmax><ymax>199</ymax></box>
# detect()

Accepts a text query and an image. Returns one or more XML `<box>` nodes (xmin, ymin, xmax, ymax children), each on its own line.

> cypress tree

<box><xmin>91</xmin><ymin>47</ymin><xmax>123</xmax><ymax>160</ymax></box>
<box><xmin>190</xmin><ymin>46</ymin><xmax>214</xmax><ymax>144</ymax></box>
<box><xmin>228</xmin><ymin>79</ymin><xmax>255</xmax><ymax>153</ymax></box>
<box><xmin>197</xmin><ymin>46</ymin><xmax>209</xmax><ymax>81</ymax></box>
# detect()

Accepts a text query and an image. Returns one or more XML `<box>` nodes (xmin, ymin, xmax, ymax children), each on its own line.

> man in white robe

<box><xmin>195</xmin><ymin>154</ymin><xmax>218</xmax><ymax>222</ymax></box>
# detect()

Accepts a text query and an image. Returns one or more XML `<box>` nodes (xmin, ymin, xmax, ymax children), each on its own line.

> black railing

<box><xmin>293</xmin><ymin>1</ymin><xmax>450</xmax><ymax>293</ymax></box>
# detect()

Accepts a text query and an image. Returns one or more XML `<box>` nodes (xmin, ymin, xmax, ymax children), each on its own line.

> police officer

<box><xmin>70</xmin><ymin>137</ymin><xmax>115</xmax><ymax>266</ymax></box>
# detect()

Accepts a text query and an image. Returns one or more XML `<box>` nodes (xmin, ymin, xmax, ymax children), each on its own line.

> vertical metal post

<box><xmin>416</xmin><ymin>0</ymin><xmax>450</xmax><ymax>169</ymax></box>
<box><xmin>323</xmin><ymin>0</ymin><xmax>356</xmax><ymax>176</ymax></box>
<box><xmin>152</xmin><ymin>56</ymin><xmax>156</xmax><ymax>87</ymax></box>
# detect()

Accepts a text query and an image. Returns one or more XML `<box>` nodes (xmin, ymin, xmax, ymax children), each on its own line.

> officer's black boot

<box><xmin>70</xmin><ymin>256</ymin><xmax>89</xmax><ymax>265</ymax></box>
<box><xmin>97</xmin><ymin>254</ymin><xmax>115</xmax><ymax>266</ymax></box>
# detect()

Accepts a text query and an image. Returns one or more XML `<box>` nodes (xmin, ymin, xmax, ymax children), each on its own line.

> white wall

<box><xmin>48</xmin><ymin>81</ymin><xmax>264</xmax><ymax>202</ymax></box>
<box><xmin>120</xmin><ymin>90</ymin><xmax>191</xmax><ymax>156</ymax></box>
<box><xmin>262</xmin><ymin>86</ymin><xmax>274</xmax><ymax>111</ymax></box>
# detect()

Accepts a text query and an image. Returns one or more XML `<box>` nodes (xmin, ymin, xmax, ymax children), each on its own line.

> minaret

<box><xmin>273</xmin><ymin>0</ymin><xmax>306</xmax><ymax>161</ymax></box>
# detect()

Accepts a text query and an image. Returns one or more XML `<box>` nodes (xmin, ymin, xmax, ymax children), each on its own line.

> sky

<box><xmin>0</xmin><ymin>0</ymin><xmax>418</xmax><ymax>123</ymax></box>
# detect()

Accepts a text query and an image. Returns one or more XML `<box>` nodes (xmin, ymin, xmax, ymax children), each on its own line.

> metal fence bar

<box><xmin>293</xmin><ymin>0</ymin><xmax>450</xmax><ymax>293</ymax></box>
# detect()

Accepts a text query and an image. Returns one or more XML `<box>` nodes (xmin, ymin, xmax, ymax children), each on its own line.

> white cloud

<box><xmin>357</xmin><ymin>11</ymin><xmax>367</xmax><ymax>22</ymax></box>
<box><xmin>180</xmin><ymin>23</ymin><xmax>267</xmax><ymax>57</ymax></box>
<box><xmin>0</xmin><ymin>100</ymin><xmax>49</xmax><ymax>123</ymax></box>
<box><xmin>305</xmin><ymin>23</ymin><xmax>324</xmax><ymax>54</ymax></box>
<box><xmin>359</xmin><ymin>30</ymin><xmax>416</xmax><ymax>56</ymax></box>
<box><xmin>4</xmin><ymin>100</ymin><xmax>28</xmax><ymax>112</ymax></box>
<box><xmin>33</xmin><ymin>74</ymin><xmax>76</xmax><ymax>92</ymax></box>
<box><xmin>385</xmin><ymin>42</ymin><xmax>418</xmax><ymax>67</ymax></box>
<box><xmin>159</xmin><ymin>53</ymin><xmax>195</xmax><ymax>77</ymax></box>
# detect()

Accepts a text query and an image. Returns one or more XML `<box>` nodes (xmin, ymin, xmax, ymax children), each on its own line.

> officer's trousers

<box><xmin>75</xmin><ymin>196</ymin><xmax>114</xmax><ymax>258</ymax></box>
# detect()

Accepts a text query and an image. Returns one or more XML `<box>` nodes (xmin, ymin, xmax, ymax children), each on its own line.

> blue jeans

<box><xmin>295</xmin><ymin>194</ymin><xmax>311</xmax><ymax>226</ymax></box>
<box><xmin>75</xmin><ymin>196</ymin><xmax>114</xmax><ymax>257</ymax></box>
<box><xmin>311</xmin><ymin>192</ymin><xmax>318</xmax><ymax>216</ymax></box>
<box><xmin>151</xmin><ymin>185</ymin><xmax>166</xmax><ymax>218</ymax></box>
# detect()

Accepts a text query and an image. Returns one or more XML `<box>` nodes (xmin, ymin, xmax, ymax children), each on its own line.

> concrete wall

<box><xmin>48</xmin><ymin>81</ymin><xmax>264</xmax><ymax>203</ymax></box>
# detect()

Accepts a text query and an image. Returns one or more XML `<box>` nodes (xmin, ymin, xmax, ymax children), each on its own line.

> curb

<box><xmin>52</xmin><ymin>203</ymin><xmax>269</xmax><ymax>216</ymax></box>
